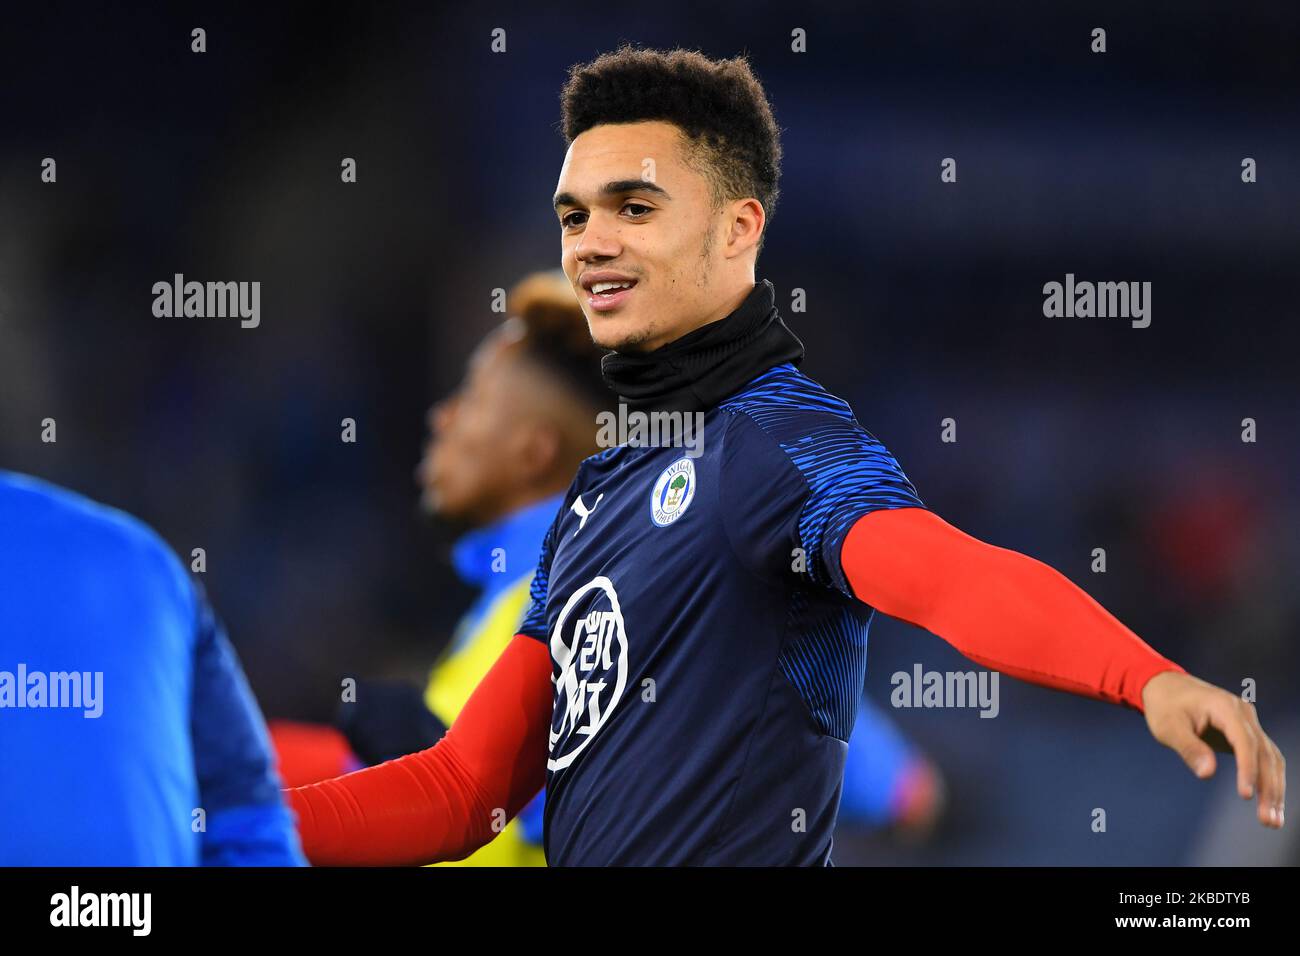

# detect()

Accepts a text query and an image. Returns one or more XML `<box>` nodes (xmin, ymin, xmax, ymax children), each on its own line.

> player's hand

<box><xmin>1141</xmin><ymin>670</ymin><xmax>1286</xmax><ymax>829</ymax></box>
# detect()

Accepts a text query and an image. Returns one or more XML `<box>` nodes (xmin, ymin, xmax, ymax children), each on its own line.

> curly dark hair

<box><xmin>559</xmin><ymin>45</ymin><xmax>783</xmax><ymax>255</ymax></box>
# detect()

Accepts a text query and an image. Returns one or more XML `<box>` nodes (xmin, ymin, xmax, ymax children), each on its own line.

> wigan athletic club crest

<box><xmin>650</xmin><ymin>457</ymin><xmax>696</xmax><ymax>527</ymax></box>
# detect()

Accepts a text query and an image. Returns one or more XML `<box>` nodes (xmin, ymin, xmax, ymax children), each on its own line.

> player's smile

<box><xmin>580</xmin><ymin>270</ymin><xmax>639</xmax><ymax>312</ymax></box>
<box><xmin>585</xmin><ymin>281</ymin><xmax>636</xmax><ymax>312</ymax></box>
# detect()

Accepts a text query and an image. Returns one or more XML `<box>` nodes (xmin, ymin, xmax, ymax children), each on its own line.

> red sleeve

<box><xmin>841</xmin><ymin>507</ymin><xmax>1186</xmax><ymax>713</ymax></box>
<box><xmin>287</xmin><ymin>634</ymin><xmax>552</xmax><ymax>865</ymax></box>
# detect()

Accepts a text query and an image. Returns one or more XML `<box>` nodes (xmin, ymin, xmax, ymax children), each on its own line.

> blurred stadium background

<box><xmin>1</xmin><ymin>2</ymin><xmax>1296</xmax><ymax>864</ymax></box>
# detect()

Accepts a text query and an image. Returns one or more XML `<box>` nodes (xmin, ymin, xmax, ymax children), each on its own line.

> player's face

<box><xmin>417</xmin><ymin>329</ymin><xmax>535</xmax><ymax>526</ymax></box>
<box><xmin>554</xmin><ymin>120</ymin><xmax>732</xmax><ymax>353</ymax></box>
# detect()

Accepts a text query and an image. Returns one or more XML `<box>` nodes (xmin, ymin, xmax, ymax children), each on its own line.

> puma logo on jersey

<box><xmin>570</xmin><ymin>493</ymin><xmax>605</xmax><ymax>535</ymax></box>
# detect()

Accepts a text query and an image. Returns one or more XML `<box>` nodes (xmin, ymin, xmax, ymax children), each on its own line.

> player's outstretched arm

<box><xmin>286</xmin><ymin>635</ymin><xmax>552</xmax><ymax>865</ymax></box>
<box><xmin>842</xmin><ymin>506</ymin><xmax>1285</xmax><ymax>830</ymax></box>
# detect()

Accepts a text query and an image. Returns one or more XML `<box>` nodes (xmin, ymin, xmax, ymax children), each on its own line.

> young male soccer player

<box><xmin>288</xmin><ymin>46</ymin><xmax>1285</xmax><ymax>865</ymax></box>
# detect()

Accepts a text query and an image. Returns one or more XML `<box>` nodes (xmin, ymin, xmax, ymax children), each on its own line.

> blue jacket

<box><xmin>0</xmin><ymin>471</ymin><xmax>304</xmax><ymax>865</ymax></box>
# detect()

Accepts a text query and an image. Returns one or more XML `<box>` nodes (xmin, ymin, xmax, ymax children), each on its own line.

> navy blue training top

<box><xmin>518</xmin><ymin>362</ymin><xmax>925</xmax><ymax>865</ymax></box>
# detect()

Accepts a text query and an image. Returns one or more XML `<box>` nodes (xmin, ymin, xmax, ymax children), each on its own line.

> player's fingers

<box><xmin>1241</xmin><ymin>705</ymin><xmax>1286</xmax><ymax>827</ymax></box>
<box><xmin>1164</xmin><ymin>713</ymin><xmax>1218</xmax><ymax>779</ymax></box>
<box><xmin>1205</xmin><ymin>696</ymin><xmax>1259</xmax><ymax>801</ymax></box>
<box><xmin>1259</xmin><ymin>739</ymin><xmax>1286</xmax><ymax>828</ymax></box>
<box><xmin>1271</xmin><ymin>740</ymin><xmax>1286</xmax><ymax>826</ymax></box>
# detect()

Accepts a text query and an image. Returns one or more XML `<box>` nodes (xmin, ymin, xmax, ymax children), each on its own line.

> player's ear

<box><xmin>724</xmin><ymin>197</ymin><xmax>764</xmax><ymax>259</ymax></box>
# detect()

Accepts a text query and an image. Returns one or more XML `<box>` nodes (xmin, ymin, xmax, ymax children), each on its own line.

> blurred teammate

<box><xmin>0</xmin><ymin>470</ymin><xmax>303</xmax><ymax>865</ymax></box>
<box><xmin>413</xmin><ymin>272</ymin><xmax>611</xmax><ymax>864</ymax></box>
<box><xmin>274</xmin><ymin>271</ymin><xmax>610</xmax><ymax>864</ymax></box>
<box><xmin>288</xmin><ymin>47</ymin><xmax>1282</xmax><ymax>866</ymax></box>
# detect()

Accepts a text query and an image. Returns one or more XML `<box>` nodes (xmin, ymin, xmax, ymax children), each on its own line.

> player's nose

<box><xmin>574</xmin><ymin>210</ymin><xmax>623</xmax><ymax>262</ymax></box>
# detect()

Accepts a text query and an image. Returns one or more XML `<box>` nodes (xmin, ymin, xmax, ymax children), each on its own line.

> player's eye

<box><xmin>561</xmin><ymin>203</ymin><xmax>650</xmax><ymax>230</ymax></box>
